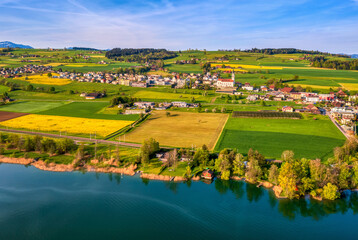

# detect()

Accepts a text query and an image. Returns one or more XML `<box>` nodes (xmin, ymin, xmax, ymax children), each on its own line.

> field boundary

<box><xmin>211</xmin><ymin>114</ymin><xmax>229</xmax><ymax>151</ymax></box>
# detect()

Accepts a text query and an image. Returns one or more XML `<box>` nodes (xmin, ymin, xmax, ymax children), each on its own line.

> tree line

<box><xmin>105</xmin><ymin>48</ymin><xmax>177</xmax><ymax>61</ymax></box>
<box><xmin>243</xmin><ymin>48</ymin><xmax>349</xmax><ymax>57</ymax></box>
<box><xmin>137</xmin><ymin>137</ymin><xmax>358</xmax><ymax>201</ymax></box>
<box><xmin>310</xmin><ymin>56</ymin><xmax>358</xmax><ymax>70</ymax></box>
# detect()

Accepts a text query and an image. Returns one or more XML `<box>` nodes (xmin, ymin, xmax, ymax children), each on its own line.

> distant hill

<box><xmin>68</xmin><ymin>47</ymin><xmax>100</xmax><ymax>51</ymax></box>
<box><xmin>0</xmin><ymin>41</ymin><xmax>33</xmax><ymax>49</ymax></box>
<box><xmin>351</xmin><ymin>54</ymin><xmax>358</xmax><ymax>59</ymax></box>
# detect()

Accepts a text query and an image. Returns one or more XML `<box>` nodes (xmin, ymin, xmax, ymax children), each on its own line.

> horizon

<box><xmin>1</xmin><ymin>0</ymin><xmax>358</xmax><ymax>53</ymax></box>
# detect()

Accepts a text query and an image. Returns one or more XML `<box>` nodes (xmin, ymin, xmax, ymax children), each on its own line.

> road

<box><xmin>0</xmin><ymin>128</ymin><xmax>142</xmax><ymax>148</ymax></box>
<box><xmin>326</xmin><ymin>112</ymin><xmax>351</xmax><ymax>139</ymax></box>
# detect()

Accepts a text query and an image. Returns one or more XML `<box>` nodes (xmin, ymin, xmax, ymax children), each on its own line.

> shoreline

<box><xmin>0</xmin><ymin>156</ymin><xmax>331</xmax><ymax>201</ymax></box>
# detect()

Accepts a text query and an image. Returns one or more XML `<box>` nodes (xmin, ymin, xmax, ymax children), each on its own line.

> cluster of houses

<box><xmin>0</xmin><ymin>65</ymin><xmax>53</xmax><ymax>78</ymax></box>
<box><xmin>244</xmin><ymin>87</ymin><xmax>342</xmax><ymax>104</ymax></box>
<box><xmin>123</xmin><ymin>101</ymin><xmax>199</xmax><ymax>114</ymax></box>
<box><xmin>55</xmin><ymin>70</ymin><xmax>222</xmax><ymax>89</ymax></box>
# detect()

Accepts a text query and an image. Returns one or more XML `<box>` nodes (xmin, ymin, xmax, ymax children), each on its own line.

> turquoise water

<box><xmin>0</xmin><ymin>164</ymin><xmax>357</xmax><ymax>240</ymax></box>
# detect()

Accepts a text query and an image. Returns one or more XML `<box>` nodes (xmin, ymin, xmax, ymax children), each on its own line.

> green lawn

<box><xmin>0</xmin><ymin>101</ymin><xmax>67</xmax><ymax>113</ymax></box>
<box><xmin>132</xmin><ymin>90</ymin><xmax>212</xmax><ymax>102</ymax></box>
<box><xmin>215</xmin><ymin>116</ymin><xmax>346</xmax><ymax>160</ymax></box>
<box><xmin>38</xmin><ymin>101</ymin><xmax>139</xmax><ymax>120</ymax></box>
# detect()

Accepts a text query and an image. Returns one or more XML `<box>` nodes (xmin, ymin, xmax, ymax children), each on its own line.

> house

<box><xmin>304</xmin><ymin>104</ymin><xmax>321</xmax><ymax>114</ymax></box>
<box><xmin>172</xmin><ymin>101</ymin><xmax>188</xmax><ymax>108</ymax></box>
<box><xmin>124</xmin><ymin>109</ymin><xmax>146</xmax><ymax>115</ymax></box>
<box><xmin>201</xmin><ymin>169</ymin><xmax>214</xmax><ymax>180</ymax></box>
<box><xmin>242</xmin><ymin>83</ymin><xmax>254</xmax><ymax>91</ymax></box>
<box><xmin>337</xmin><ymin>90</ymin><xmax>348</xmax><ymax>98</ymax></box>
<box><xmin>269</xmin><ymin>85</ymin><xmax>276</xmax><ymax>91</ymax></box>
<box><xmin>260</xmin><ymin>86</ymin><xmax>268</xmax><ymax>92</ymax></box>
<box><xmin>156</xmin><ymin>152</ymin><xmax>170</xmax><ymax>162</ymax></box>
<box><xmin>282</xmin><ymin>106</ymin><xmax>294</xmax><ymax>112</ymax></box>
<box><xmin>85</xmin><ymin>92</ymin><xmax>101</xmax><ymax>100</ymax></box>
<box><xmin>290</xmin><ymin>92</ymin><xmax>302</xmax><ymax>100</ymax></box>
<box><xmin>280</xmin><ymin>87</ymin><xmax>294</xmax><ymax>94</ymax></box>
<box><xmin>217</xmin><ymin>79</ymin><xmax>234</xmax><ymax>88</ymax></box>
<box><xmin>134</xmin><ymin>102</ymin><xmax>155</xmax><ymax>109</ymax></box>
<box><xmin>246</xmin><ymin>94</ymin><xmax>258</xmax><ymax>101</ymax></box>
<box><xmin>131</xmin><ymin>82</ymin><xmax>148</xmax><ymax>88</ymax></box>
<box><xmin>305</xmin><ymin>95</ymin><xmax>320</xmax><ymax>103</ymax></box>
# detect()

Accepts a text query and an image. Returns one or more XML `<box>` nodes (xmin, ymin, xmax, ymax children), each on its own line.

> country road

<box><xmin>0</xmin><ymin>128</ymin><xmax>143</xmax><ymax>148</ymax></box>
<box><xmin>326</xmin><ymin>112</ymin><xmax>351</xmax><ymax>140</ymax></box>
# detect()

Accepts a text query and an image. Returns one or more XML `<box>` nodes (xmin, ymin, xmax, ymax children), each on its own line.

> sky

<box><xmin>1</xmin><ymin>0</ymin><xmax>358</xmax><ymax>53</ymax></box>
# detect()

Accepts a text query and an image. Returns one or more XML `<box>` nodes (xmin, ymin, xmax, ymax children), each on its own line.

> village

<box><xmin>1</xmin><ymin>64</ymin><xmax>358</xmax><ymax>135</ymax></box>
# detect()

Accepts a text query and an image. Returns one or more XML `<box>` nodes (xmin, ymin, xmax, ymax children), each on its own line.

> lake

<box><xmin>0</xmin><ymin>163</ymin><xmax>357</xmax><ymax>240</ymax></box>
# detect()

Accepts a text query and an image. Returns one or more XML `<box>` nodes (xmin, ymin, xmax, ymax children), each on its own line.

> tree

<box><xmin>221</xmin><ymin>107</ymin><xmax>226</xmax><ymax>113</ymax></box>
<box><xmin>268</xmin><ymin>165</ymin><xmax>279</xmax><ymax>185</ymax></box>
<box><xmin>233</xmin><ymin>153</ymin><xmax>245</xmax><ymax>177</ymax></box>
<box><xmin>47</xmin><ymin>72</ymin><xmax>52</xmax><ymax>77</ymax></box>
<box><xmin>215</xmin><ymin>149</ymin><xmax>233</xmax><ymax>180</ymax></box>
<box><xmin>281</xmin><ymin>150</ymin><xmax>294</xmax><ymax>162</ymax></box>
<box><xmin>352</xmin><ymin>161</ymin><xmax>358</xmax><ymax>188</ymax></box>
<box><xmin>166</xmin><ymin>112</ymin><xmax>171</xmax><ymax>117</ymax></box>
<box><xmin>278</xmin><ymin>162</ymin><xmax>299</xmax><ymax>199</ymax></box>
<box><xmin>245</xmin><ymin>158</ymin><xmax>262</xmax><ymax>183</ymax></box>
<box><xmin>140</xmin><ymin>138</ymin><xmax>160</xmax><ymax>164</ymax></box>
<box><xmin>338</xmin><ymin>163</ymin><xmax>350</xmax><ymax>189</ymax></box>
<box><xmin>322</xmin><ymin>183</ymin><xmax>340</xmax><ymax>200</ymax></box>
<box><xmin>76</xmin><ymin>144</ymin><xmax>85</xmax><ymax>161</ymax></box>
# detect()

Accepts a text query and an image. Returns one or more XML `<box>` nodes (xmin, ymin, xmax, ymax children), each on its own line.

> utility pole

<box><xmin>94</xmin><ymin>132</ymin><xmax>97</xmax><ymax>160</ymax></box>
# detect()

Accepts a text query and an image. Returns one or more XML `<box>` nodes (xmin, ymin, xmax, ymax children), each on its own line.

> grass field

<box><xmin>215</xmin><ymin>116</ymin><xmax>346</xmax><ymax>160</ymax></box>
<box><xmin>15</xmin><ymin>74</ymin><xmax>72</xmax><ymax>85</ymax></box>
<box><xmin>132</xmin><ymin>90</ymin><xmax>212</xmax><ymax>102</ymax></box>
<box><xmin>0</xmin><ymin>114</ymin><xmax>134</xmax><ymax>137</ymax></box>
<box><xmin>0</xmin><ymin>101</ymin><xmax>67</xmax><ymax>113</ymax></box>
<box><xmin>124</xmin><ymin>111</ymin><xmax>228</xmax><ymax>149</ymax></box>
<box><xmin>39</xmin><ymin>101</ymin><xmax>139</xmax><ymax>120</ymax></box>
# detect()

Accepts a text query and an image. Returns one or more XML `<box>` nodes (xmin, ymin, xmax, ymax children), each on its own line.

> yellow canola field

<box><xmin>64</xmin><ymin>63</ymin><xmax>108</xmax><ymax>67</ymax></box>
<box><xmin>15</xmin><ymin>73</ymin><xmax>71</xmax><ymax>85</ymax></box>
<box><xmin>218</xmin><ymin>68</ymin><xmax>248</xmax><ymax>72</ymax></box>
<box><xmin>211</xmin><ymin>63</ymin><xmax>283</xmax><ymax>70</ymax></box>
<box><xmin>339</xmin><ymin>83</ymin><xmax>358</xmax><ymax>91</ymax></box>
<box><xmin>0</xmin><ymin>114</ymin><xmax>134</xmax><ymax>137</ymax></box>
<box><xmin>44</xmin><ymin>63</ymin><xmax>64</xmax><ymax>67</ymax></box>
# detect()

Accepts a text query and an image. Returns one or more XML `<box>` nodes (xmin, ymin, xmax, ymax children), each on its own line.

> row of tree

<box><xmin>138</xmin><ymin>137</ymin><xmax>358</xmax><ymax>201</ymax></box>
<box><xmin>310</xmin><ymin>56</ymin><xmax>358</xmax><ymax>70</ymax></box>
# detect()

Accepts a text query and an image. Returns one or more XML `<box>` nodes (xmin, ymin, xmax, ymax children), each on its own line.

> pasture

<box><xmin>39</xmin><ymin>101</ymin><xmax>139</xmax><ymax>121</ymax></box>
<box><xmin>132</xmin><ymin>90</ymin><xmax>212</xmax><ymax>102</ymax></box>
<box><xmin>123</xmin><ymin>111</ymin><xmax>228</xmax><ymax>149</ymax></box>
<box><xmin>215</xmin><ymin>116</ymin><xmax>346</xmax><ymax>160</ymax></box>
<box><xmin>0</xmin><ymin>101</ymin><xmax>67</xmax><ymax>113</ymax></box>
<box><xmin>0</xmin><ymin>114</ymin><xmax>134</xmax><ymax>137</ymax></box>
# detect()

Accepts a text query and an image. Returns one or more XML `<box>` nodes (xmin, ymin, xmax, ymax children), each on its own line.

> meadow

<box><xmin>39</xmin><ymin>101</ymin><xmax>139</xmax><ymax>121</ymax></box>
<box><xmin>215</xmin><ymin>116</ymin><xmax>346</xmax><ymax>160</ymax></box>
<box><xmin>0</xmin><ymin>101</ymin><xmax>67</xmax><ymax>113</ymax></box>
<box><xmin>132</xmin><ymin>90</ymin><xmax>213</xmax><ymax>102</ymax></box>
<box><xmin>124</xmin><ymin>111</ymin><xmax>228</xmax><ymax>149</ymax></box>
<box><xmin>0</xmin><ymin>114</ymin><xmax>134</xmax><ymax>137</ymax></box>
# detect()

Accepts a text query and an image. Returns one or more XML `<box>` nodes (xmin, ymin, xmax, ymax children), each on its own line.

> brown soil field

<box><xmin>0</xmin><ymin>111</ymin><xmax>29</xmax><ymax>122</ymax></box>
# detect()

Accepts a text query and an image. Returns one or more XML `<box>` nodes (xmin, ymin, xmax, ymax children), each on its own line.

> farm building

<box><xmin>201</xmin><ymin>169</ymin><xmax>214</xmax><ymax>180</ymax></box>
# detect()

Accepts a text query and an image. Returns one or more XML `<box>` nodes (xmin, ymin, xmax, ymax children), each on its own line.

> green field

<box><xmin>0</xmin><ymin>101</ymin><xmax>67</xmax><ymax>113</ymax></box>
<box><xmin>215</xmin><ymin>115</ymin><xmax>346</xmax><ymax>160</ymax></box>
<box><xmin>132</xmin><ymin>90</ymin><xmax>213</xmax><ymax>102</ymax></box>
<box><xmin>39</xmin><ymin>101</ymin><xmax>139</xmax><ymax>121</ymax></box>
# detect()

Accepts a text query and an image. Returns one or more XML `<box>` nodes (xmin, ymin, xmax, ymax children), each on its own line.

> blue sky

<box><xmin>1</xmin><ymin>0</ymin><xmax>358</xmax><ymax>53</ymax></box>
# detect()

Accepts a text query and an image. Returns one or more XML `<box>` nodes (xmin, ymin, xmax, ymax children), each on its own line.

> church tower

<box><xmin>232</xmin><ymin>71</ymin><xmax>235</xmax><ymax>83</ymax></box>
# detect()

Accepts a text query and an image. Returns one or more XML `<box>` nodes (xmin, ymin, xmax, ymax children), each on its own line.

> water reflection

<box><xmin>140</xmin><ymin>177</ymin><xmax>358</xmax><ymax>221</ymax></box>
